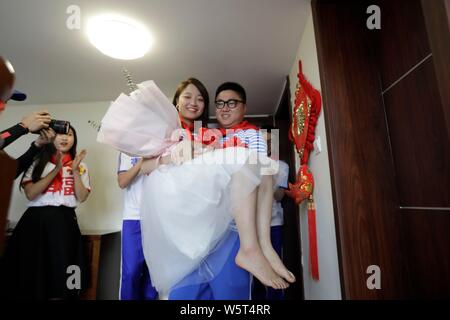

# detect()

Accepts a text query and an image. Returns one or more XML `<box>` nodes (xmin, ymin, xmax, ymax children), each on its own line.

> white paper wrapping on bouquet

<box><xmin>97</xmin><ymin>80</ymin><xmax>181</xmax><ymax>157</ymax></box>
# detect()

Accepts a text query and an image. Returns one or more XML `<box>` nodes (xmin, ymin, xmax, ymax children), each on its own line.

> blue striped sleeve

<box><xmin>243</xmin><ymin>129</ymin><xmax>267</xmax><ymax>155</ymax></box>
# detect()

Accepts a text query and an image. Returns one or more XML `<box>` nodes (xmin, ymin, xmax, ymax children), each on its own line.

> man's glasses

<box><xmin>215</xmin><ymin>99</ymin><xmax>244</xmax><ymax>109</ymax></box>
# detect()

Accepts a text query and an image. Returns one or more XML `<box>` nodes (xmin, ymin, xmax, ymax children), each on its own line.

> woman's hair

<box><xmin>20</xmin><ymin>125</ymin><xmax>78</xmax><ymax>187</ymax></box>
<box><xmin>172</xmin><ymin>77</ymin><xmax>209</xmax><ymax>124</ymax></box>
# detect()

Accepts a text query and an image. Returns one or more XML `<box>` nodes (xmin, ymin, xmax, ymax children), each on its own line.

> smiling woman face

<box><xmin>177</xmin><ymin>84</ymin><xmax>205</xmax><ymax>124</ymax></box>
<box><xmin>54</xmin><ymin>128</ymin><xmax>75</xmax><ymax>154</ymax></box>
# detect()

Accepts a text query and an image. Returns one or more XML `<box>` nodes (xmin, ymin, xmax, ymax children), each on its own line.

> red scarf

<box><xmin>180</xmin><ymin>117</ymin><xmax>194</xmax><ymax>141</ymax></box>
<box><xmin>196</xmin><ymin>121</ymin><xmax>260</xmax><ymax>148</ymax></box>
<box><xmin>218</xmin><ymin>120</ymin><xmax>259</xmax><ymax>136</ymax></box>
<box><xmin>197</xmin><ymin>120</ymin><xmax>259</xmax><ymax>147</ymax></box>
<box><xmin>219</xmin><ymin>121</ymin><xmax>259</xmax><ymax>148</ymax></box>
<box><xmin>45</xmin><ymin>153</ymin><xmax>73</xmax><ymax>193</ymax></box>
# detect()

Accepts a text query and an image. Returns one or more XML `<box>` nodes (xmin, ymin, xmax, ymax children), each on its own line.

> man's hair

<box><xmin>215</xmin><ymin>82</ymin><xmax>246</xmax><ymax>103</ymax></box>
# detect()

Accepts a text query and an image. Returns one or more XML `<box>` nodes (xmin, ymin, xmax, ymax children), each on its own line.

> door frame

<box><xmin>273</xmin><ymin>76</ymin><xmax>305</xmax><ymax>300</ymax></box>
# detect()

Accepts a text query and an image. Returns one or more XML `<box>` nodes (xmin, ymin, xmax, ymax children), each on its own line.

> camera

<box><xmin>49</xmin><ymin>119</ymin><xmax>70</xmax><ymax>134</ymax></box>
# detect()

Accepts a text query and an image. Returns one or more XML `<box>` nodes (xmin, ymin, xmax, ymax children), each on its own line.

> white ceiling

<box><xmin>1</xmin><ymin>0</ymin><xmax>310</xmax><ymax>115</ymax></box>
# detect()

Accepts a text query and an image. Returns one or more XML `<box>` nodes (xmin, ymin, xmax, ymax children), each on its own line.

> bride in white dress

<box><xmin>98</xmin><ymin>79</ymin><xmax>295</xmax><ymax>296</ymax></box>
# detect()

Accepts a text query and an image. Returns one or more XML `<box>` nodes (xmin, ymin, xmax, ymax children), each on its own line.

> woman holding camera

<box><xmin>0</xmin><ymin>111</ymin><xmax>56</xmax><ymax>178</ymax></box>
<box><xmin>1</xmin><ymin>125</ymin><xmax>91</xmax><ymax>300</ymax></box>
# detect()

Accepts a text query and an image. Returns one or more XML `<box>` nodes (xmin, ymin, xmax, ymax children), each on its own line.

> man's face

<box><xmin>215</xmin><ymin>90</ymin><xmax>246</xmax><ymax>129</ymax></box>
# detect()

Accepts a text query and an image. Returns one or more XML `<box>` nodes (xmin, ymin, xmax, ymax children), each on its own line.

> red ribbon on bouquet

<box><xmin>285</xmin><ymin>60</ymin><xmax>322</xmax><ymax>281</ymax></box>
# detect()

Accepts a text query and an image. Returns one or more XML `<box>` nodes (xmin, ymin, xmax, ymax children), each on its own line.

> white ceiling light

<box><xmin>87</xmin><ymin>14</ymin><xmax>154</xmax><ymax>60</ymax></box>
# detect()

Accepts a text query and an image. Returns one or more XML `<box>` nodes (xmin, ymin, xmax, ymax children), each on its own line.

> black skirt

<box><xmin>0</xmin><ymin>206</ymin><xmax>88</xmax><ymax>300</ymax></box>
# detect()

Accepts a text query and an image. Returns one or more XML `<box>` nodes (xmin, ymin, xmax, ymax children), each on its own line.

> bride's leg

<box><xmin>231</xmin><ymin>172</ymin><xmax>289</xmax><ymax>290</ymax></box>
<box><xmin>256</xmin><ymin>174</ymin><xmax>296</xmax><ymax>283</ymax></box>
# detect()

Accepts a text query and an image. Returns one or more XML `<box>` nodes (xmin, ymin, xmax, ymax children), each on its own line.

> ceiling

<box><xmin>0</xmin><ymin>0</ymin><xmax>310</xmax><ymax>115</ymax></box>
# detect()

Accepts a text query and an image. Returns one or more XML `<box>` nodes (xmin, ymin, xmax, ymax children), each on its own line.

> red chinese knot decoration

<box><xmin>285</xmin><ymin>60</ymin><xmax>322</xmax><ymax>281</ymax></box>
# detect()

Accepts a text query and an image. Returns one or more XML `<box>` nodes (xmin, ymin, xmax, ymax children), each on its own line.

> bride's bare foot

<box><xmin>235</xmin><ymin>248</ymin><xmax>289</xmax><ymax>290</ymax></box>
<box><xmin>262</xmin><ymin>246</ymin><xmax>296</xmax><ymax>283</ymax></box>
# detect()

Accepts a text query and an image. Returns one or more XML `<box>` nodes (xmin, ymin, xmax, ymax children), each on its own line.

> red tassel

<box><xmin>308</xmin><ymin>198</ymin><xmax>320</xmax><ymax>281</ymax></box>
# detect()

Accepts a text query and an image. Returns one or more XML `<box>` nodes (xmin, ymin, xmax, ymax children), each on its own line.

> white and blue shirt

<box><xmin>118</xmin><ymin>153</ymin><xmax>143</xmax><ymax>220</ymax></box>
<box><xmin>220</xmin><ymin>128</ymin><xmax>268</xmax><ymax>155</ymax></box>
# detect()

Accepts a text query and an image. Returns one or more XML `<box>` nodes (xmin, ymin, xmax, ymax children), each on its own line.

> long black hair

<box><xmin>20</xmin><ymin>125</ymin><xmax>78</xmax><ymax>187</ymax></box>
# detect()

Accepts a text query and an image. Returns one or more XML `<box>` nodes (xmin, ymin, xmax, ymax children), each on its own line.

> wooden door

<box><xmin>312</xmin><ymin>0</ymin><xmax>450</xmax><ymax>298</ymax></box>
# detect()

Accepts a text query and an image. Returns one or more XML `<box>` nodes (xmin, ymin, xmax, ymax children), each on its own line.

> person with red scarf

<box><xmin>117</xmin><ymin>78</ymin><xmax>209</xmax><ymax>300</ymax></box>
<box><xmin>98</xmin><ymin>79</ymin><xmax>295</xmax><ymax>299</ymax></box>
<box><xmin>1</xmin><ymin>125</ymin><xmax>91</xmax><ymax>300</ymax></box>
<box><xmin>169</xmin><ymin>82</ymin><xmax>295</xmax><ymax>300</ymax></box>
<box><xmin>215</xmin><ymin>82</ymin><xmax>294</xmax><ymax>287</ymax></box>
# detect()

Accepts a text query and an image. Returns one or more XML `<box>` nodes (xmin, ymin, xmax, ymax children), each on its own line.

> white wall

<box><xmin>288</xmin><ymin>5</ymin><xmax>342</xmax><ymax>299</ymax></box>
<box><xmin>1</xmin><ymin>101</ymin><xmax>123</xmax><ymax>232</ymax></box>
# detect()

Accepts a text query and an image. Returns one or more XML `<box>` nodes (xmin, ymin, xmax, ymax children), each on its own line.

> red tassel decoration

<box><xmin>308</xmin><ymin>197</ymin><xmax>320</xmax><ymax>281</ymax></box>
<box><xmin>286</xmin><ymin>59</ymin><xmax>322</xmax><ymax>281</ymax></box>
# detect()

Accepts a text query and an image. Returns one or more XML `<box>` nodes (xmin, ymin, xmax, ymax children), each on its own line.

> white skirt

<box><xmin>140</xmin><ymin>147</ymin><xmax>275</xmax><ymax>296</ymax></box>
